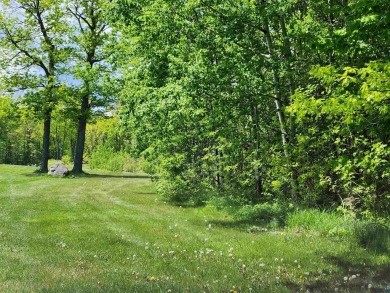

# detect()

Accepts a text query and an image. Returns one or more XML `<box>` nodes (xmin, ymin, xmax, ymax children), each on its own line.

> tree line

<box><xmin>1</xmin><ymin>0</ymin><xmax>389</xmax><ymax>218</ymax></box>
<box><xmin>0</xmin><ymin>0</ymin><xmax>116</xmax><ymax>173</ymax></box>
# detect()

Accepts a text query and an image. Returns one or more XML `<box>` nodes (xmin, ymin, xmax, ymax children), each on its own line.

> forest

<box><xmin>1</xmin><ymin>0</ymin><xmax>389</xmax><ymax>220</ymax></box>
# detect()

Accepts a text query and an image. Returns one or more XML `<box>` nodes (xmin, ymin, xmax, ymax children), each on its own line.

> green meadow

<box><xmin>0</xmin><ymin>164</ymin><xmax>388</xmax><ymax>293</ymax></box>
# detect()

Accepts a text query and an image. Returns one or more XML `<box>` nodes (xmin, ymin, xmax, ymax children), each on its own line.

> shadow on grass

<box><xmin>23</xmin><ymin>172</ymin><xmax>151</xmax><ymax>179</ymax></box>
<box><xmin>208</xmin><ymin>218</ymin><xmax>280</xmax><ymax>231</ymax></box>
<box><xmin>77</xmin><ymin>173</ymin><xmax>151</xmax><ymax>179</ymax></box>
<box><xmin>284</xmin><ymin>256</ymin><xmax>390</xmax><ymax>293</ymax></box>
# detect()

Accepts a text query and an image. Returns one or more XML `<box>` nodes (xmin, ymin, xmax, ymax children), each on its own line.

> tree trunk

<box><xmin>40</xmin><ymin>110</ymin><xmax>51</xmax><ymax>172</ymax></box>
<box><xmin>263</xmin><ymin>16</ymin><xmax>298</xmax><ymax>202</ymax></box>
<box><xmin>72</xmin><ymin>96</ymin><xmax>89</xmax><ymax>173</ymax></box>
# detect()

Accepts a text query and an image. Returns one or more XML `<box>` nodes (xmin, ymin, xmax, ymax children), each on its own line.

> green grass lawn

<box><xmin>0</xmin><ymin>164</ymin><xmax>388</xmax><ymax>292</ymax></box>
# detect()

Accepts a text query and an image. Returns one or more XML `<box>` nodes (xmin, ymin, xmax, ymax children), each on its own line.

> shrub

<box><xmin>234</xmin><ymin>202</ymin><xmax>290</xmax><ymax>228</ymax></box>
<box><xmin>156</xmin><ymin>170</ymin><xmax>212</xmax><ymax>206</ymax></box>
<box><xmin>61</xmin><ymin>155</ymin><xmax>72</xmax><ymax>166</ymax></box>
<box><xmin>89</xmin><ymin>144</ymin><xmax>142</xmax><ymax>172</ymax></box>
<box><xmin>354</xmin><ymin>222</ymin><xmax>390</xmax><ymax>253</ymax></box>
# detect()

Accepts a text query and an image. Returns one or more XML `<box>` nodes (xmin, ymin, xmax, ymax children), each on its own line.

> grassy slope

<box><xmin>0</xmin><ymin>164</ymin><xmax>388</xmax><ymax>293</ymax></box>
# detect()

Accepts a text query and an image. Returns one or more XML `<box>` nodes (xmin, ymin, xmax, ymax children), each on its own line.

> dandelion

<box><xmin>148</xmin><ymin>276</ymin><xmax>156</xmax><ymax>281</ymax></box>
<box><xmin>58</xmin><ymin>241</ymin><xmax>66</xmax><ymax>248</ymax></box>
<box><xmin>206</xmin><ymin>248</ymin><xmax>213</xmax><ymax>254</ymax></box>
<box><xmin>351</xmin><ymin>275</ymin><xmax>356</xmax><ymax>279</ymax></box>
<box><xmin>343</xmin><ymin>276</ymin><xmax>348</xmax><ymax>281</ymax></box>
<box><xmin>368</xmin><ymin>284</ymin><xmax>372</xmax><ymax>289</ymax></box>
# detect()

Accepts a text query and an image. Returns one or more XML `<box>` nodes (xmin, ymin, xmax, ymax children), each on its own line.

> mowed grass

<box><xmin>0</xmin><ymin>165</ymin><xmax>388</xmax><ymax>293</ymax></box>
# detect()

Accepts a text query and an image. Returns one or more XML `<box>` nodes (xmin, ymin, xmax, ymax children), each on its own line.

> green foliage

<box><xmin>288</xmin><ymin>62</ymin><xmax>390</xmax><ymax>216</ymax></box>
<box><xmin>61</xmin><ymin>155</ymin><xmax>73</xmax><ymax>166</ymax></box>
<box><xmin>286</xmin><ymin>209</ymin><xmax>354</xmax><ymax>237</ymax></box>
<box><xmin>112</xmin><ymin>0</ymin><xmax>390</xmax><ymax>218</ymax></box>
<box><xmin>89</xmin><ymin>144</ymin><xmax>123</xmax><ymax>172</ymax></box>
<box><xmin>1</xmin><ymin>0</ymin><xmax>389</xmax><ymax>219</ymax></box>
<box><xmin>117</xmin><ymin>0</ymin><xmax>293</xmax><ymax>205</ymax></box>
<box><xmin>156</xmin><ymin>169</ymin><xmax>213</xmax><ymax>205</ymax></box>
<box><xmin>354</xmin><ymin>222</ymin><xmax>390</xmax><ymax>254</ymax></box>
<box><xmin>89</xmin><ymin>144</ymin><xmax>142</xmax><ymax>173</ymax></box>
<box><xmin>234</xmin><ymin>202</ymin><xmax>290</xmax><ymax>229</ymax></box>
<box><xmin>0</xmin><ymin>96</ymin><xmax>41</xmax><ymax>165</ymax></box>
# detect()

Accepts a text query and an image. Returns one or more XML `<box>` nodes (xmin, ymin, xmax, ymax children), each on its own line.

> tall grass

<box><xmin>286</xmin><ymin>209</ymin><xmax>354</xmax><ymax>237</ymax></box>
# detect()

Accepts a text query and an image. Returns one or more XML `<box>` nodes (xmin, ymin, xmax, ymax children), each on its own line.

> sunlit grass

<box><xmin>0</xmin><ymin>164</ymin><xmax>388</xmax><ymax>292</ymax></box>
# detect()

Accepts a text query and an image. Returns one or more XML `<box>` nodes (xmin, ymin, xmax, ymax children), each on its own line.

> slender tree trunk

<box><xmin>62</xmin><ymin>121</ymin><xmax>67</xmax><ymax>159</ymax></box>
<box><xmin>280</xmin><ymin>16</ymin><xmax>300</xmax><ymax>196</ymax></box>
<box><xmin>72</xmin><ymin>96</ymin><xmax>89</xmax><ymax>173</ymax></box>
<box><xmin>263</xmin><ymin>21</ymin><xmax>288</xmax><ymax>154</ymax></box>
<box><xmin>251</xmin><ymin>104</ymin><xmax>262</xmax><ymax>200</ymax></box>
<box><xmin>263</xmin><ymin>16</ymin><xmax>298</xmax><ymax>201</ymax></box>
<box><xmin>40</xmin><ymin>110</ymin><xmax>51</xmax><ymax>172</ymax></box>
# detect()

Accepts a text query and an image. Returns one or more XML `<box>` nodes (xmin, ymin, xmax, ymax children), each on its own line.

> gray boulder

<box><xmin>48</xmin><ymin>163</ymin><xmax>69</xmax><ymax>176</ymax></box>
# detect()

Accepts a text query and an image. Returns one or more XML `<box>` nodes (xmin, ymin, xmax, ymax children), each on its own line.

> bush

<box><xmin>156</xmin><ymin>170</ymin><xmax>212</xmax><ymax>206</ymax></box>
<box><xmin>234</xmin><ymin>202</ymin><xmax>290</xmax><ymax>228</ymax></box>
<box><xmin>354</xmin><ymin>222</ymin><xmax>390</xmax><ymax>253</ymax></box>
<box><xmin>89</xmin><ymin>144</ymin><xmax>142</xmax><ymax>172</ymax></box>
<box><xmin>61</xmin><ymin>155</ymin><xmax>73</xmax><ymax>166</ymax></box>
